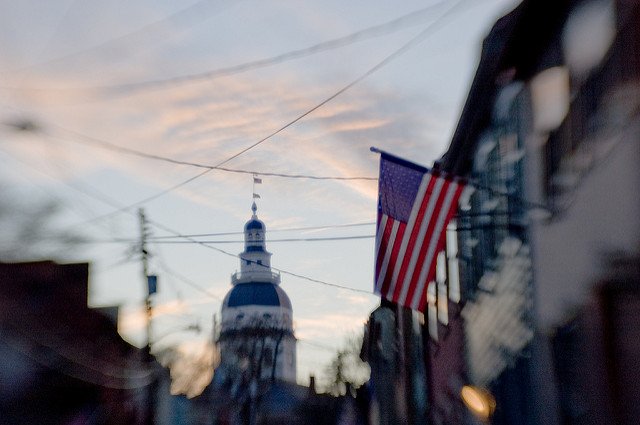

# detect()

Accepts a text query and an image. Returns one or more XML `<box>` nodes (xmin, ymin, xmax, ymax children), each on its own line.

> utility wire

<box><xmin>0</xmin><ymin>144</ymin><xmax>136</xmax><ymax>241</ymax></box>
<box><xmin>5</xmin><ymin>1</ymin><xmax>449</xmax><ymax>95</ymax></box>
<box><xmin>94</xmin><ymin>0</ymin><xmax>449</xmax><ymax>95</ymax></box>
<box><xmin>297</xmin><ymin>338</ymin><xmax>340</xmax><ymax>352</ymax></box>
<box><xmin>1</xmin><ymin>148</ymin><xmax>373</xmax><ymax>297</ymax></box>
<box><xmin>213</xmin><ymin>0</ymin><xmax>466</xmax><ymax>168</ymax></box>
<box><xmin>62</xmin><ymin>233</ymin><xmax>376</xmax><ymax>246</ymax></box>
<box><xmin>155</xmin><ymin>259</ymin><xmax>223</xmax><ymax>302</ymax></box>
<box><xmin>146</xmin><ymin>217</ymin><xmax>373</xmax><ymax>296</ymax></box>
<box><xmin>48</xmin><ymin>124</ymin><xmax>377</xmax><ymax>181</ymax></box>
<box><xmin>146</xmin><ymin>235</ymin><xmax>375</xmax><ymax>244</ymax></box>
<box><xmin>146</xmin><ymin>221</ymin><xmax>376</xmax><ymax>239</ymax></box>
<box><xmin>3</xmin><ymin>0</ymin><xmax>462</xmax><ymax>296</ymax></box>
<box><xmin>8</xmin><ymin>0</ymin><xmax>229</xmax><ymax>74</ymax></box>
<box><xmin>53</xmin><ymin>0</ymin><xmax>463</xmax><ymax>216</ymax></box>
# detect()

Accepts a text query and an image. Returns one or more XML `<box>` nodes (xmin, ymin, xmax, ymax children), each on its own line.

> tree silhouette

<box><xmin>323</xmin><ymin>331</ymin><xmax>370</xmax><ymax>396</ymax></box>
<box><xmin>0</xmin><ymin>189</ymin><xmax>86</xmax><ymax>262</ymax></box>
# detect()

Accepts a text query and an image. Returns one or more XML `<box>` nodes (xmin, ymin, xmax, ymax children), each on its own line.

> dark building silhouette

<box><xmin>440</xmin><ymin>0</ymin><xmax>640</xmax><ymax>423</ymax></box>
<box><xmin>0</xmin><ymin>260</ymin><xmax>170</xmax><ymax>424</ymax></box>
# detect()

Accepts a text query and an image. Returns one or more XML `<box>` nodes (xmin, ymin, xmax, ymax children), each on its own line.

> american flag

<box><xmin>374</xmin><ymin>152</ymin><xmax>466</xmax><ymax>311</ymax></box>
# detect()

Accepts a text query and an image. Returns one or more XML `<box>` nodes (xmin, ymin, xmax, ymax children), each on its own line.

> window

<box><xmin>446</xmin><ymin>221</ymin><xmax>461</xmax><ymax>303</ymax></box>
<box><xmin>427</xmin><ymin>281</ymin><xmax>438</xmax><ymax>340</ymax></box>
<box><xmin>264</xmin><ymin>348</ymin><xmax>273</xmax><ymax>366</ymax></box>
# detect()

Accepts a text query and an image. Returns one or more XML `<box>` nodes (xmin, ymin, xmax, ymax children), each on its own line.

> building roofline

<box><xmin>441</xmin><ymin>0</ymin><xmax>575</xmax><ymax>175</ymax></box>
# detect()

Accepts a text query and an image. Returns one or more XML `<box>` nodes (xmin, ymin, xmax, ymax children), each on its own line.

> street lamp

<box><xmin>461</xmin><ymin>385</ymin><xmax>496</xmax><ymax>421</ymax></box>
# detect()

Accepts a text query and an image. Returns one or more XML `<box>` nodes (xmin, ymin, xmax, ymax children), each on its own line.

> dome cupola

<box><xmin>244</xmin><ymin>202</ymin><xmax>266</xmax><ymax>252</ymax></box>
<box><xmin>233</xmin><ymin>202</ymin><xmax>279</xmax><ymax>285</ymax></box>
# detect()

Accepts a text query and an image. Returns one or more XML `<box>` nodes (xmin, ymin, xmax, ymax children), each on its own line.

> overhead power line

<box><xmin>146</xmin><ymin>217</ymin><xmax>374</xmax><ymax>296</ymax></box>
<box><xmin>297</xmin><ymin>338</ymin><xmax>340</xmax><ymax>352</ymax></box>
<box><xmin>3</xmin><ymin>151</ymin><xmax>373</xmax><ymax>297</ymax></box>
<box><xmin>46</xmin><ymin>0</ymin><xmax>463</xmax><ymax>215</ymax></box>
<box><xmin>48</xmin><ymin>124</ymin><xmax>377</xmax><ymax>181</ymax></box>
<box><xmin>141</xmin><ymin>235</ymin><xmax>375</xmax><ymax>244</ymax></box>
<box><xmin>145</xmin><ymin>221</ymin><xmax>376</xmax><ymax>239</ymax></box>
<box><xmin>12</xmin><ymin>0</ymin><xmax>228</xmax><ymax>74</ymax></box>
<box><xmin>156</xmin><ymin>260</ymin><xmax>223</xmax><ymax>302</ymax></box>
<box><xmin>4</xmin><ymin>1</ymin><xmax>449</xmax><ymax>95</ymax></box>
<box><xmin>93</xmin><ymin>0</ymin><xmax>449</xmax><ymax>95</ymax></box>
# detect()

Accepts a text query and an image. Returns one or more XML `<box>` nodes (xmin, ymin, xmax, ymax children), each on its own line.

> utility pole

<box><xmin>139</xmin><ymin>208</ymin><xmax>155</xmax><ymax>425</ymax></box>
<box><xmin>139</xmin><ymin>208</ymin><xmax>153</xmax><ymax>350</ymax></box>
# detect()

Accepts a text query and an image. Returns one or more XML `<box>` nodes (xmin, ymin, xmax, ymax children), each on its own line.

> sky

<box><xmin>0</xmin><ymin>0</ymin><xmax>520</xmax><ymax>391</ymax></box>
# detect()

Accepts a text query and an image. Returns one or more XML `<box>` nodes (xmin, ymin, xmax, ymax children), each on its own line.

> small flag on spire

<box><xmin>254</xmin><ymin>176</ymin><xmax>262</xmax><ymax>184</ymax></box>
<box><xmin>253</xmin><ymin>193</ymin><xmax>261</xmax><ymax>199</ymax></box>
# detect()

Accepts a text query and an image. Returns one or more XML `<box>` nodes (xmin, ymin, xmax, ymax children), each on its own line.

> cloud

<box><xmin>118</xmin><ymin>299</ymin><xmax>195</xmax><ymax>335</ymax></box>
<box><xmin>1</xmin><ymin>53</ymin><xmax>450</xmax><ymax>231</ymax></box>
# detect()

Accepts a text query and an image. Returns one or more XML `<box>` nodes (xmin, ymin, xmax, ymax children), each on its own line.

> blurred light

<box><xmin>461</xmin><ymin>385</ymin><xmax>496</xmax><ymax>419</ymax></box>
<box><xmin>563</xmin><ymin>0</ymin><xmax>615</xmax><ymax>76</ymax></box>
<box><xmin>531</xmin><ymin>66</ymin><xmax>570</xmax><ymax>133</ymax></box>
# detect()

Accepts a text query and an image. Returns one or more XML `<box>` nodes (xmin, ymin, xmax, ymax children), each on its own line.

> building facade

<box><xmin>439</xmin><ymin>0</ymin><xmax>640</xmax><ymax>424</ymax></box>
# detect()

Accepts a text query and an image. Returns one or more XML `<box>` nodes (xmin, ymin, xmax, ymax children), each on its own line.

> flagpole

<box><xmin>370</xmin><ymin>146</ymin><xmax>552</xmax><ymax>213</ymax></box>
<box><xmin>370</xmin><ymin>146</ymin><xmax>430</xmax><ymax>174</ymax></box>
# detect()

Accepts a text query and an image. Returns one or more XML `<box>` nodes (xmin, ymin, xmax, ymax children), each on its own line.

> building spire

<box><xmin>232</xmin><ymin>202</ymin><xmax>279</xmax><ymax>286</ymax></box>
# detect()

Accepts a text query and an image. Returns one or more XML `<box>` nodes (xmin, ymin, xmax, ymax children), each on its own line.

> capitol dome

<box><xmin>216</xmin><ymin>202</ymin><xmax>296</xmax><ymax>384</ymax></box>
<box><xmin>223</xmin><ymin>282</ymin><xmax>292</xmax><ymax>310</ymax></box>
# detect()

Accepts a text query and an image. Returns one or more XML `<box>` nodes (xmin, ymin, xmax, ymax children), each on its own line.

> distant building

<box><xmin>216</xmin><ymin>201</ymin><xmax>296</xmax><ymax>387</ymax></box>
<box><xmin>204</xmin><ymin>203</ymin><xmax>346</xmax><ymax>425</ymax></box>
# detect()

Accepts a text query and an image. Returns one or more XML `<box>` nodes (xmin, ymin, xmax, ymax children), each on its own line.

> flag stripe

<box><xmin>374</xmin><ymin>215</ymin><xmax>400</xmax><ymax>295</ymax></box>
<box><xmin>417</xmin><ymin>283</ymin><xmax>429</xmax><ymax>311</ymax></box>
<box><xmin>404</xmin><ymin>177</ymin><xmax>452</xmax><ymax>307</ymax></box>
<box><xmin>378</xmin><ymin>220</ymin><xmax>405</xmax><ymax>298</ymax></box>
<box><xmin>389</xmin><ymin>174</ymin><xmax>435</xmax><ymax>302</ymax></box>
<box><xmin>415</xmin><ymin>182</ymin><xmax>465</xmax><ymax>309</ymax></box>
<box><xmin>374</xmin><ymin>212</ymin><xmax>387</xmax><ymax>277</ymax></box>
<box><xmin>373</xmin><ymin>152</ymin><xmax>466</xmax><ymax>312</ymax></box>
<box><xmin>396</xmin><ymin>175</ymin><xmax>445</xmax><ymax>305</ymax></box>
<box><xmin>374</xmin><ymin>214</ymin><xmax>392</xmax><ymax>294</ymax></box>
<box><xmin>409</xmin><ymin>180</ymin><xmax>462</xmax><ymax>309</ymax></box>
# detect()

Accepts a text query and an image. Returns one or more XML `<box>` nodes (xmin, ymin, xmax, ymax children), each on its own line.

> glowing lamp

<box><xmin>461</xmin><ymin>385</ymin><xmax>496</xmax><ymax>420</ymax></box>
